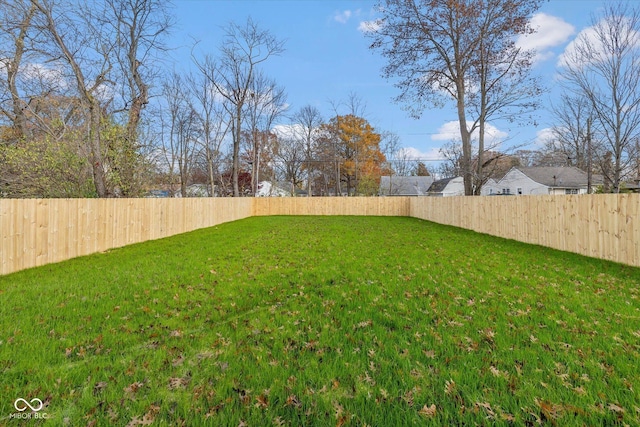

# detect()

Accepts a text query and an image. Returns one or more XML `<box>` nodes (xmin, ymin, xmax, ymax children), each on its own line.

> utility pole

<box><xmin>586</xmin><ymin>117</ymin><xmax>592</xmax><ymax>194</ymax></box>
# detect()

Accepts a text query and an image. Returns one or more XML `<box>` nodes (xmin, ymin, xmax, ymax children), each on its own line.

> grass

<box><xmin>1</xmin><ymin>215</ymin><xmax>639</xmax><ymax>426</ymax></box>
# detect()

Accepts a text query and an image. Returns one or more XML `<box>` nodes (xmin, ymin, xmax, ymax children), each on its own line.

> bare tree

<box><xmin>0</xmin><ymin>0</ymin><xmax>37</xmax><ymax>142</ymax></box>
<box><xmin>550</xmin><ymin>94</ymin><xmax>596</xmax><ymax>171</ymax></box>
<box><xmin>195</xmin><ymin>17</ymin><xmax>285</xmax><ymax>196</ymax></box>
<box><xmin>33</xmin><ymin>0</ymin><xmax>114</xmax><ymax>197</ymax></box>
<box><xmin>368</xmin><ymin>0</ymin><xmax>544</xmax><ymax>195</ymax></box>
<box><xmin>559</xmin><ymin>2</ymin><xmax>640</xmax><ymax>192</ymax></box>
<box><xmin>379</xmin><ymin>131</ymin><xmax>409</xmax><ymax>176</ymax></box>
<box><xmin>29</xmin><ymin>0</ymin><xmax>171</xmax><ymax>197</ymax></box>
<box><xmin>98</xmin><ymin>0</ymin><xmax>173</xmax><ymax>195</ymax></box>
<box><xmin>188</xmin><ymin>59</ymin><xmax>231</xmax><ymax>196</ymax></box>
<box><xmin>160</xmin><ymin>72</ymin><xmax>199</xmax><ymax>197</ymax></box>
<box><xmin>273</xmin><ymin>134</ymin><xmax>305</xmax><ymax>192</ymax></box>
<box><xmin>101</xmin><ymin>0</ymin><xmax>172</xmax><ymax>141</ymax></box>
<box><xmin>290</xmin><ymin>105</ymin><xmax>323</xmax><ymax>196</ymax></box>
<box><xmin>438</xmin><ymin>141</ymin><xmax>463</xmax><ymax>179</ymax></box>
<box><xmin>243</xmin><ymin>71</ymin><xmax>287</xmax><ymax>195</ymax></box>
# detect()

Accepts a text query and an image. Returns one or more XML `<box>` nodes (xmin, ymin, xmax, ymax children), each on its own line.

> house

<box><xmin>427</xmin><ymin>177</ymin><xmax>465</xmax><ymax>197</ymax></box>
<box><xmin>379</xmin><ymin>176</ymin><xmax>434</xmax><ymax>196</ymax></box>
<box><xmin>256</xmin><ymin>181</ymin><xmax>293</xmax><ymax>197</ymax></box>
<box><xmin>621</xmin><ymin>178</ymin><xmax>640</xmax><ymax>193</ymax></box>
<box><xmin>480</xmin><ymin>178</ymin><xmax>499</xmax><ymax>196</ymax></box>
<box><xmin>493</xmin><ymin>166</ymin><xmax>597</xmax><ymax>195</ymax></box>
<box><xmin>185</xmin><ymin>184</ymin><xmax>210</xmax><ymax>197</ymax></box>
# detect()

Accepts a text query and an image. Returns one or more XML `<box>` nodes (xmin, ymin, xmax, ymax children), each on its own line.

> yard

<box><xmin>1</xmin><ymin>216</ymin><xmax>639</xmax><ymax>425</ymax></box>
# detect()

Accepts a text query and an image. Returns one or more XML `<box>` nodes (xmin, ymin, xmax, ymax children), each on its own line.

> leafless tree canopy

<box><xmin>3</xmin><ymin>1</ymin><xmax>640</xmax><ymax>197</ymax></box>
<box><xmin>559</xmin><ymin>2</ymin><xmax>640</xmax><ymax>192</ymax></box>
<box><xmin>368</xmin><ymin>0</ymin><xmax>544</xmax><ymax>195</ymax></box>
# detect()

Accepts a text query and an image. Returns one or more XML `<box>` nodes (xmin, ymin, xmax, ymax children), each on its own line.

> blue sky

<box><xmin>171</xmin><ymin>0</ymin><xmax>603</xmax><ymax>165</ymax></box>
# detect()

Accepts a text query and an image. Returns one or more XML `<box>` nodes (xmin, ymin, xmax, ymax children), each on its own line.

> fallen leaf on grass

<box><xmin>422</xmin><ymin>349</ymin><xmax>436</xmax><ymax>358</ymax></box>
<box><xmin>333</xmin><ymin>401</ymin><xmax>344</xmax><ymax>418</ymax></box>
<box><xmin>608</xmin><ymin>403</ymin><xmax>625</xmax><ymax>414</ymax></box>
<box><xmin>536</xmin><ymin>399</ymin><xmax>564</xmax><ymax>421</ymax></box>
<box><xmin>475</xmin><ymin>402</ymin><xmax>496</xmax><ymax>419</ymax></box>
<box><xmin>444</xmin><ymin>379</ymin><xmax>456</xmax><ymax>395</ymax></box>
<box><xmin>418</xmin><ymin>404</ymin><xmax>437</xmax><ymax>417</ymax></box>
<box><xmin>168</xmin><ymin>376</ymin><xmax>190</xmax><ymax>390</ymax></box>
<box><xmin>354</xmin><ymin>320</ymin><xmax>373</xmax><ymax>329</ymax></box>
<box><xmin>93</xmin><ymin>381</ymin><xmax>108</xmax><ymax>395</ymax></box>
<box><xmin>336</xmin><ymin>415</ymin><xmax>349</xmax><ymax>427</ymax></box>
<box><xmin>172</xmin><ymin>354</ymin><xmax>185</xmax><ymax>367</ymax></box>
<box><xmin>255</xmin><ymin>394</ymin><xmax>269</xmax><ymax>409</ymax></box>
<box><xmin>285</xmin><ymin>394</ymin><xmax>301</xmax><ymax>408</ymax></box>
<box><xmin>125</xmin><ymin>414</ymin><xmax>154</xmax><ymax>427</ymax></box>
<box><xmin>124</xmin><ymin>381</ymin><xmax>145</xmax><ymax>395</ymax></box>
<box><xmin>490</xmin><ymin>366</ymin><xmax>508</xmax><ymax>378</ymax></box>
<box><xmin>234</xmin><ymin>388</ymin><xmax>251</xmax><ymax>406</ymax></box>
<box><xmin>402</xmin><ymin>388</ymin><xmax>419</xmax><ymax>407</ymax></box>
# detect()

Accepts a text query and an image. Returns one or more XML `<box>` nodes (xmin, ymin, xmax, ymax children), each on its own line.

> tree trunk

<box><xmin>232</xmin><ymin>113</ymin><xmax>241</xmax><ymax>197</ymax></box>
<box><xmin>6</xmin><ymin>3</ymin><xmax>36</xmax><ymax>142</ymax></box>
<box><xmin>88</xmin><ymin>103</ymin><xmax>109</xmax><ymax>197</ymax></box>
<box><xmin>456</xmin><ymin>81</ymin><xmax>473</xmax><ymax>196</ymax></box>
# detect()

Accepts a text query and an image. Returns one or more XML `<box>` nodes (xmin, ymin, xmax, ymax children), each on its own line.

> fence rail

<box><xmin>0</xmin><ymin>195</ymin><xmax>638</xmax><ymax>275</ymax></box>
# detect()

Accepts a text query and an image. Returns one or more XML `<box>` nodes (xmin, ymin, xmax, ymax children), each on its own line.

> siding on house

<box><xmin>499</xmin><ymin>168</ymin><xmax>550</xmax><ymax>195</ymax></box>
<box><xmin>496</xmin><ymin>167</ymin><xmax>592</xmax><ymax>195</ymax></box>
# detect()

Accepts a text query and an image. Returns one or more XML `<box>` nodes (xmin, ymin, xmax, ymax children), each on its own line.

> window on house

<box><xmin>517</xmin><ymin>188</ymin><xmax>522</xmax><ymax>195</ymax></box>
<box><xmin>565</xmin><ymin>189</ymin><xmax>578</xmax><ymax>194</ymax></box>
<box><xmin>503</xmin><ymin>188</ymin><xmax>511</xmax><ymax>195</ymax></box>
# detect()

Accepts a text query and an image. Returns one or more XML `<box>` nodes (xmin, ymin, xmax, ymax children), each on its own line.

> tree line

<box><xmin>370</xmin><ymin>0</ymin><xmax>640</xmax><ymax>194</ymax></box>
<box><xmin>1</xmin><ymin>0</ymin><xmax>639</xmax><ymax>198</ymax></box>
<box><xmin>0</xmin><ymin>2</ymin><xmax>395</xmax><ymax>197</ymax></box>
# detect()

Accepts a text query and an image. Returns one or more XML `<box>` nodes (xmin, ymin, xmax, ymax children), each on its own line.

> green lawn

<box><xmin>1</xmin><ymin>216</ymin><xmax>639</xmax><ymax>425</ymax></box>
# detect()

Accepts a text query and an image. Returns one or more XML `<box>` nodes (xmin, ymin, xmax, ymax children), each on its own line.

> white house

<box><xmin>492</xmin><ymin>166</ymin><xmax>595</xmax><ymax>195</ymax></box>
<box><xmin>427</xmin><ymin>177</ymin><xmax>465</xmax><ymax>197</ymax></box>
<box><xmin>379</xmin><ymin>176</ymin><xmax>434</xmax><ymax>196</ymax></box>
<box><xmin>480</xmin><ymin>178</ymin><xmax>499</xmax><ymax>196</ymax></box>
<box><xmin>256</xmin><ymin>181</ymin><xmax>292</xmax><ymax>197</ymax></box>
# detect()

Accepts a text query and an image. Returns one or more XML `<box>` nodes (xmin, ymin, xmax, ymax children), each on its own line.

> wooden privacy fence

<box><xmin>252</xmin><ymin>196</ymin><xmax>411</xmax><ymax>217</ymax></box>
<box><xmin>0</xmin><ymin>198</ymin><xmax>253</xmax><ymax>275</ymax></box>
<box><xmin>410</xmin><ymin>194</ymin><xmax>639</xmax><ymax>267</ymax></box>
<box><xmin>0</xmin><ymin>194</ymin><xmax>638</xmax><ymax>275</ymax></box>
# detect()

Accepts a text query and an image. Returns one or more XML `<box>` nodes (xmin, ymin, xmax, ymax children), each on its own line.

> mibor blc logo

<box><xmin>10</xmin><ymin>397</ymin><xmax>50</xmax><ymax>420</ymax></box>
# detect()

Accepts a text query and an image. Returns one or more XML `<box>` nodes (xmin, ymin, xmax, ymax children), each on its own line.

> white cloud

<box><xmin>533</xmin><ymin>127</ymin><xmax>555</xmax><ymax>147</ymax></box>
<box><xmin>395</xmin><ymin>146</ymin><xmax>444</xmax><ymax>161</ymax></box>
<box><xmin>21</xmin><ymin>62</ymin><xmax>68</xmax><ymax>88</ymax></box>
<box><xmin>557</xmin><ymin>25</ymin><xmax>598</xmax><ymax>68</ymax></box>
<box><xmin>272</xmin><ymin>123</ymin><xmax>302</xmax><ymax>139</ymax></box>
<box><xmin>358</xmin><ymin>19</ymin><xmax>383</xmax><ymax>33</ymax></box>
<box><xmin>558</xmin><ymin>17</ymin><xmax>640</xmax><ymax>68</ymax></box>
<box><xmin>431</xmin><ymin>121</ymin><xmax>508</xmax><ymax>146</ymax></box>
<box><xmin>334</xmin><ymin>10</ymin><xmax>352</xmax><ymax>24</ymax></box>
<box><xmin>516</xmin><ymin>13</ymin><xmax>575</xmax><ymax>64</ymax></box>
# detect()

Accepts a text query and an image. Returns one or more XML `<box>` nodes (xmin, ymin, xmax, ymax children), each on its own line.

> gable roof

<box><xmin>428</xmin><ymin>177</ymin><xmax>457</xmax><ymax>193</ymax></box>
<box><xmin>515</xmin><ymin>167</ymin><xmax>589</xmax><ymax>188</ymax></box>
<box><xmin>379</xmin><ymin>176</ymin><xmax>434</xmax><ymax>196</ymax></box>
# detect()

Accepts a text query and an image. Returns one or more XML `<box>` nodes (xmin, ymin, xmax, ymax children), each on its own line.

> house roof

<box><xmin>428</xmin><ymin>177</ymin><xmax>457</xmax><ymax>193</ymax></box>
<box><xmin>516</xmin><ymin>167</ymin><xmax>591</xmax><ymax>188</ymax></box>
<box><xmin>379</xmin><ymin>176</ymin><xmax>434</xmax><ymax>196</ymax></box>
